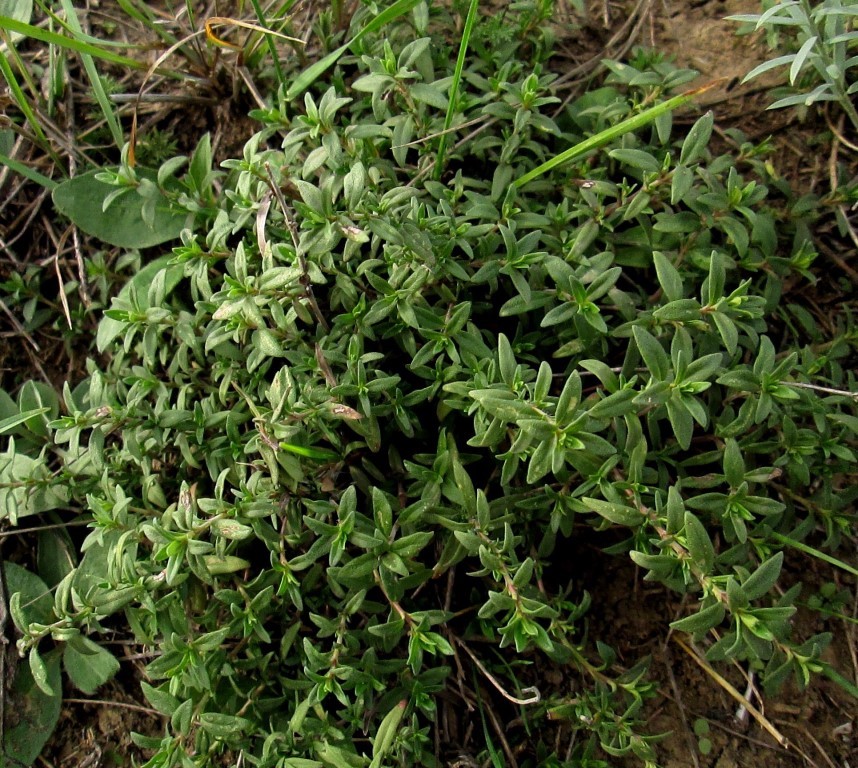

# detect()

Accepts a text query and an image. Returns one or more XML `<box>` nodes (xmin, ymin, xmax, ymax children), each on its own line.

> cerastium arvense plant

<box><xmin>1</xmin><ymin>1</ymin><xmax>856</xmax><ymax>767</ymax></box>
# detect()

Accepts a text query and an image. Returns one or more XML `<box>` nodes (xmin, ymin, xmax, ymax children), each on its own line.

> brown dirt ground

<box><xmin>3</xmin><ymin>0</ymin><xmax>856</xmax><ymax>767</ymax></box>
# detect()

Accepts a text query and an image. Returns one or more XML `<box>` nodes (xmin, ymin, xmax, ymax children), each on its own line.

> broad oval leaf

<box><xmin>52</xmin><ymin>169</ymin><xmax>189</xmax><ymax>248</ymax></box>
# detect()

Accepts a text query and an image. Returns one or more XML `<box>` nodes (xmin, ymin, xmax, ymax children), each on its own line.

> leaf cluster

<box><xmin>0</xmin><ymin>3</ymin><xmax>856</xmax><ymax>768</ymax></box>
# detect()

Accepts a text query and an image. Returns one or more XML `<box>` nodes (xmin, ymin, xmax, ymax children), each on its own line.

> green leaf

<box><xmin>741</xmin><ymin>53</ymin><xmax>797</xmax><ymax>83</ymax></box>
<box><xmin>666</xmin><ymin>486</ymin><xmax>684</xmax><ymax>534</ymax></box>
<box><xmin>587</xmin><ymin>388</ymin><xmax>637</xmax><ymax>420</ymax></box>
<box><xmin>141</xmin><ymin>681</ymin><xmax>181</xmax><ymax>716</ymax></box>
<box><xmin>790</xmin><ymin>35</ymin><xmax>817</xmax><ymax>85</ymax></box>
<box><xmin>198</xmin><ymin>712</ymin><xmax>253</xmax><ymax>739</ymax></box>
<box><xmin>3</xmin><ymin>562</ymin><xmax>54</xmax><ymax>627</ymax></box>
<box><xmin>679</xmin><ymin>111</ymin><xmax>713</xmax><ymax>165</ymax></box>
<box><xmin>3</xmin><ymin>647</ymin><xmax>62</xmax><ymax>765</ymax></box>
<box><xmin>0</xmin><ymin>0</ymin><xmax>32</xmax><ymax>42</ymax></box>
<box><xmin>527</xmin><ymin>436</ymin><xmax>557</xmax><ymax>483</ymax></box>
<box><xmin>684</xmin><ymin>512</ymin><xmax>715</xmax><ymax>573</ymax></box>
<box><xmin>253</xmin><ymin>328</ymin><xmax>285</xmax><ymax>357</ymax></box>
<box><xmin>369</xmin><ymin>700</ymin><xmax>407</xmax><ymax>768</ymax></box>
<box><xmin>671</xmin><ymin>164</ymin><xmax>694</xmax><ymax>205</ymax></box>
<box><xmin>29</xmin><ymin>647</ymin><xmax>55</xmax><ymax>697</ymax></box>
<box><xmin>666</xmin><ymin>395</ymin><xmax>694</xmax><ymax>449</ymax></box>
<box><xmin>584</xmin><ymin>497</ymin><xmax>642</xmax><ymax>527</ymax></box>
<box><xmin>711</xmin><ymin>312</ymin><xmax>739</xmax><ymax>355</ymax></box>
<box><xmin>670</xmin><ymin>601</ymin><xmax>725</xmax><ymax>634</ymax></box>
<box><xmin>204</xmin><ymin>555</ymin><xmax>252</xmax><ymax>574</ymax></box>
<box><xmin>653</xmin><ymin>251</ymin><xmax>683</xmax><ymax>302</ymax></box>
<box><xmin>497</xmin><ymin>333</ymin><xmax>516</xmax><ymax>386</ymax></box>
<box><xmin>285</xmin><ymin>0</ymin><xmax>420</xmax><ymax>100</ymax></box>
<box><xmin>633</xmin><ymin>326</ymin><xmax>670</xmax><ymax>380</ymax></box>
<box><xmin>63</xmin><ymin>635</ymin><xmax>121</xmax><ymax>694</ymax></box>
<box><xmin>723</xmin><ymin>438</ymin><xmax>745</xmax><ymax>488</ymax></box>
<box><xmin>555</xmin><ymin>371</ymin><xmax>581</xmax><ymax>421</ymax></box>
<box><xmin>0</xmin><ymin>406</ymin><xmax>50</xmax><ymax>435</ymax></box>
<box><xmin>53</xmin><ymin>169</ymin><xmax>188</xmax><ymax>248</ymax></box>
<box><xmin>609</xmin><ymin>148</ymin><xmax>662</xmax><ymax>173</ymax></box>
<box><xmin>410</xmin><ymin>83</ymin><xmax>449</xmax><ymax>110</ymax></box>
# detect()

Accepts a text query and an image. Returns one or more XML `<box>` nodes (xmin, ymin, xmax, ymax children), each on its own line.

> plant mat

<box><xmin>0</xmin><ymin>0</ymin><xmax>856</xmax><ymax>767</ymax></box>
<box><xmin>36</xmin><ymin>551</ymin><xmax>857</xmax><ymax>768</ymax></box>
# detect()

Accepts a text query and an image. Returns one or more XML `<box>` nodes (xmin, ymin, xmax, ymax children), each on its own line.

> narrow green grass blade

<box><xmin>0</xmin><ymin>15</ymin><xmax>146</xmax><ymax>69</ymax></box>
<box><xmin>0</xmin><ymin>47</ymin><xmax>51</xmax><ymax>150</ymax></box>
<box><xmin>513</xmin><ymin>84</ymin><xmax>715</xmax><ymax>188</ymax></box>
<box><xmin>248</xmin><ymin>0</ymin><xmax>286</xmax><ymax>88</ymax></box>
<box><xmin>473</xmin><ymin>670</ymin><xmax>504</xmax><ymax>768</ymax></box>
<box><xmin>770</xmin><ymin>531</ymin><xmax>858</xmax><ymax>577</ymax></box>
<box><xmin>33</xmin><ymin>0</ymin><xmax>159</xmax><ymax>49</ymax></box>
<box><xmin>0</xmin><ymin>152</ymin><xmax>57</xmax><ymax>188</ymax></box>
<box><xmin>286</xmin><ymin>0</ymin><xmax>420</xmax><ymax>100</ymax></box>
<box><xmin>279</xmin><ymin>441</ymin><xmax>340</xmax><ymax>461</ymax></box>
<box><xmin>58</xmin><ymin>0</ymin><xmax>124</xmax><ymax>151</ymax></box>
<box><xmin>434</xmin><ymin>0</ymin><xmax>479</xmax><ymax>181</ymax></box>
<box><xmin>45</xmin><ymin>17</ymin><xmax>61</xmax><ymax>117</ymax></box>
<box><xmin>285</xmin><ymin>43</ymin><xmax>347</xmax><ymax>101</ymax></box>
<box><xmin>821</xmin><ymin>664</ymin><xmax>858</xmax><ymax>699</ymax></box>
<box><xmin>802</xmin><ymin>603</ymin><xmax>858</xmax><ymax>626</ymax></box>
<box><xmin>113</xmin><ymin>0</ymin><xmax>177</xmax><ymax>46</ymax></box>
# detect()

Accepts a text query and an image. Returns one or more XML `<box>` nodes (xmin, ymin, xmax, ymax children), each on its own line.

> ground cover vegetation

<box><xmin>0</xmin><ymin>0</ymin><xmax>856</xmax><ymax>766</ymax></box>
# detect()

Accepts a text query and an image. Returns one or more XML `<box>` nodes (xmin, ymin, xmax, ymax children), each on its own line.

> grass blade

<box><xmin>285</xmin><ymin>0</ymin><xmax>420</xmax><ymax>100</ymax></box>
<box><xmin>278</xmin><ymin>441</ymin><xmax>340</xmax><ymax>461</ymax></box>
<box><xmin>247</xmin><ymin>0</ymin><xmax>287</xmax><ymax>88</ymax></box>
<box><xmin>0</xmin><ymin>15</ymin><xmax>146</xmax><ymax>69</ymax></box>
<box><xmin>821</xmin><ymin>664</ymin><xmax>858</xmax><ymax>699</ymax></box>
<box><xmin>513</xmin><ymin>81</ymin><xmax>722</xmax><ymax>188</ymax></box>
<box><xmin>0</xmin><ymin>151</ymin><xmax>57</xmax><ymax>188</ymax></box>
<box><xmin>0</xmin><ymin>46</ymin><xmax>51</xmax><ymax>151</ymax></box>
<box><xmin>473</xmin><ymin>670</ymin><xmax>504</xmax><ymax>768</ymax></box>
<box><xmin>770</xmin><ymin>530</ymin><xmax>858</xmax><ymax>577</ymax></box>
<box><xmin>434</xmin><ymin>0</ymin><xmax>479</xmax><ymax>180</ymax></box>
<box><xmin>58</xmin><ymin>0</ymin><xmax>124</xmax><ymax>151</ymax></box>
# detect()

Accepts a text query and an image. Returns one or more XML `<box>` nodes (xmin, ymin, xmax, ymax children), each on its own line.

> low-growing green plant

<box><xmin>729</xmin><ymin>0</ymin><xmax>858</xmax><ymax>130</ymax></box>
<box><xmin>0</xmin><ymin>2</ymin><xmax>856</xmax><ymax>767</ymax></box>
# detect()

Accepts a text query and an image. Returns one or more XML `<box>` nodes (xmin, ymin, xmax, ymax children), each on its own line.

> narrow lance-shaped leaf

<box><xmin>742</xmin><ymin>552</ymin><xmax>784</xmax><ymax>601</ymax></box>
<box><xmin>369</xmin><ymin>699</ymin><xmax>407</xmax><ymax>768</ymax></box>
<box><xmin>670</xmin><ymin>600</ymin><xmax>725</xmax><ymax>634</ymax></box>
<box><xmin>684</xmin><ymin>511</ymin><xmax>715</xmax><ymax>573</ymax></box>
